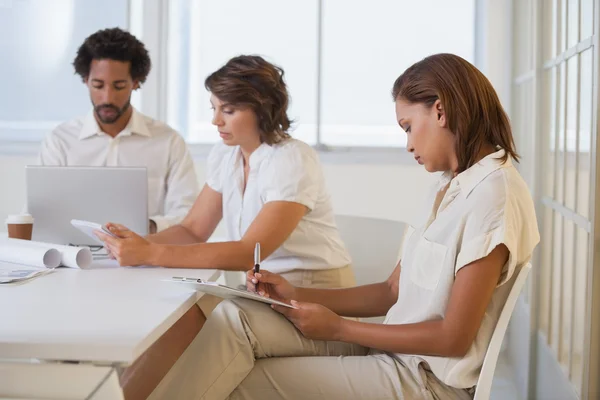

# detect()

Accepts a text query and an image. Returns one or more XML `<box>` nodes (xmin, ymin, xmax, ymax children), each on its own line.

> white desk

<box><xmin>0</xmin><ymin>231</ymin><xmax>220</xmax><ymax>398</ymax></box>
<box><xmin>0</xmin><ymin>260</ymin><xmax>218</xmax><ymax>364</ymax></box>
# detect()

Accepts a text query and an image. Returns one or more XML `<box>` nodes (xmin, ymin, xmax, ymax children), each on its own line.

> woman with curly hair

<box><xmin>99</xmin><ymin>55</ymin><xmax>356</xmax><ymax>399</ymax></box>
<box><xmin>99</xmin><ymin>54</ymin><xmax>355</xmax><ymax>299</ymax></box>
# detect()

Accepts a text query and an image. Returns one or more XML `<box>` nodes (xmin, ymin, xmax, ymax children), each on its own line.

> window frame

<box><xmin>0</xmin><ymin>0</ymin><xmax>489</xmax><ymax>166</ymax></box>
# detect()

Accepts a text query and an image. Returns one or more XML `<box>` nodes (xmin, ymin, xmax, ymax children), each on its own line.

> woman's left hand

<box><xmin>272</xmin><ymin>301</ymin><xmax>344</xmax><ymax>341</ymax></box>
<box><xmin>94</xmin><ymin>223</ymin><xmax>155</xmax><ymax>267</ymax></box>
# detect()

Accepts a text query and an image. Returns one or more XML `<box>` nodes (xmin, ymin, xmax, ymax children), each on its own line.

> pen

<box><xmin>254</xmin><ymin>243</ymin><xmax>261</xmax><ymax>274</ymax></box>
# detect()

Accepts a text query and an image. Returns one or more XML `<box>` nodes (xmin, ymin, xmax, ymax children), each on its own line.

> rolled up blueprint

<box><xmin>58</xmin><ymin>244</ymin><xmax>92</xmax><ymax>268</ymax></box>
<box><xmin>0</xmin><ymin>239</ymin><xmax>61</xmax><ymax>269</ymax></box>
<box><xmin>0</xmin><ymin>238</ymin><xmax>92</xmax><ymax>269</ymax></box>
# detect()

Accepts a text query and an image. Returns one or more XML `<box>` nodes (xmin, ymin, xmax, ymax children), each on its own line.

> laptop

<box><xmin>26</xmin><ymin>166</ymin><xmax>149</xmax><ymax>246</ymax></box>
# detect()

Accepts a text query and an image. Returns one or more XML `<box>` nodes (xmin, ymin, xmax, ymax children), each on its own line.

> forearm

<box><xmin>149</xmin><ymin>212</ymin><xmax>189</xmax><ymax>234</ymax></box>
<box><xmin>146</xmin><ymin>225</ymin><xmax>201</xmax><ymax>245</ymax></box>
<box><xmin>296</xmin><ymin>282</ymin><xmax>397</xmax><ymax>318</ymax></box>
<box><xmin>338</xmin><ymin>319</ymin><xmax>468</xmax><ymax>358</ymax></box>
<box><xmin>150</xmin><ymin>241</ymin><xmax>254</xmax><ymax>270</ymax></box>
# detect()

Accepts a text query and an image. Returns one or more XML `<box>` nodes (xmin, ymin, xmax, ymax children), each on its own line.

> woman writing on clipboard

<box><xmin>147</xmin><ymin>53</ymin><xmax>540</xmax><ymax>400</ymax></box>
<box><xmin>96</xmin><ymin>55</ymin><xmax>356</xmax><ymax>398</ymax></box>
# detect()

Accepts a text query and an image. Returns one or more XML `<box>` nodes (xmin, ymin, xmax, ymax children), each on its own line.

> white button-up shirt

<box><xmin>38</xmin><ymin>108</ymin><xmax>199</xmax><ymax>232</ymax></box>
<box><xmin>206</xmin><ymin>139</ymin><xmax>351</xmax><ymax>274</ymax></box>
<box><xmin>384</xmin><ymin>150</ymin><xmax>540</xmax><ymax>389</ymax></box>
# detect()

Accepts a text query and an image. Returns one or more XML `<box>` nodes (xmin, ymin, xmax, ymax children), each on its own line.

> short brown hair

<box><xmin>205</xmin><ymin>55</ymin><xmax>292</xmax><ymax>145</ymax></box>
<box><xmin>392</xmin><ymin>53</ymin><xmax>518</xmax><ymax>172</ymax></box>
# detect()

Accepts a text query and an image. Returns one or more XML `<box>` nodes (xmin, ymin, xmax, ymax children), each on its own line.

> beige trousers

<box><xmin>149</xmin><ymin>297</ymin><xmax>473</xmax><ymax>400</ymax></box>
<box><xmin>197</xmin><ymin>265</ymin><xmax>357</xmax><ymax>316</ymax></box>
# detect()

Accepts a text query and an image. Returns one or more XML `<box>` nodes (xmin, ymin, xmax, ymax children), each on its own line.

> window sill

<box><xmin>0</xmin><ymin>141</ymin><xmax>41</xmax><ymax>157</ymax></box>
<box><xmin>0</xmin><ymin>140</ymin><xmax>414</xmax><ymax>165</ymax></box>
<box><xmin>189</xmin><ymin>143</ymin><xmax>414</xmax><ymax>165</ymax></box>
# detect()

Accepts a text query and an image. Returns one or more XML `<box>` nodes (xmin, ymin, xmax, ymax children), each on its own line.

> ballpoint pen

<box><xmin>254</xmin><ymin>243</ymin><xmax>261</xmax><ymax>274</ymax></box>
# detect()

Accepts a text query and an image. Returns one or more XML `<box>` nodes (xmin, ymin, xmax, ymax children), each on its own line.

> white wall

<box><xmin>0</xmin><ymin>154</ymin><xmax>435</xmax><ymax>232</ymax></box>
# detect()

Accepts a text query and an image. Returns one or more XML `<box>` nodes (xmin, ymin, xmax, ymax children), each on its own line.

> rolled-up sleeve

<box><xmin>455</xmin><ymin>187</ymin><xmax>539</xmax><ymax>287</ymax></box>
<box><xmin>261</xmin><ymin>143</ymin><xmax>321</xmax><ymax>210</ymax></box>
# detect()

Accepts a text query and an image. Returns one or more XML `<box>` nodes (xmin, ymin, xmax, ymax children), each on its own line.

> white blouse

<box><xmin>384</xmin><ymin>149</ymin><xmax>540</xmax><ymax>389</ymax></box>
<box><xmin>206</xmin><ymin>139</ymin><xmax>351</xmax><ymax>274</ymax></box>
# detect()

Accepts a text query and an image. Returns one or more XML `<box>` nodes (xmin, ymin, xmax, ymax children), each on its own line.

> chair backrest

<box><xmin>335</xmin><ymin>215</ymin><xmax>406</xmax><ymax>287</ymax></box>
<box><xmin>334</xmin><ymin>215</ymin><xmax>405</xmax><ymax>322</ymax></box>
<box><xmin>219</xmin><ymin>216</ymin><xmax>406</xmax><ymax>290</ymax></box>
<box><xmin>474</xmin><ymin>262</ymin><xmax>532</xmax><ymax>400</ymax></box>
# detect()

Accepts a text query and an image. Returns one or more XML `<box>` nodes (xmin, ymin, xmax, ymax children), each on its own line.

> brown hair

<box><xmin>205</xmin><ymin>55</ymin><xmax>292</xmax><ymax>145</ymax></box>
<box><xmin>391</xmin><ymin>53</ymin><xmax>518</xmax><ymax>172</ymax></box>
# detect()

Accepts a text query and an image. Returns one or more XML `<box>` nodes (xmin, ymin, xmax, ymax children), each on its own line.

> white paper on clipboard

<box><xmin>166</xmin><ymin>277</ymin><xmax>298</xmax><ymax>309</ymax></box>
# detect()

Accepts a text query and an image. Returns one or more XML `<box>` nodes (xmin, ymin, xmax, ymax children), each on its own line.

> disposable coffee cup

<box><xmin>6</xmin><ymin>214</ymin><xmax>34</xmax><ymax>240</ymax></box>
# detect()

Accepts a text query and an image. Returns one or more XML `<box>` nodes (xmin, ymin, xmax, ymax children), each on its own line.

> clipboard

<box><xmin>167</xmin><ymin>277</ymin><xmax>298</xmax><ymax>309</ymax></box>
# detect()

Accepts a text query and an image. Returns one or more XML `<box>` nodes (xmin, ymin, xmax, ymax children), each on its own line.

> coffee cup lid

<box><xmin>5</xmin><ymin>214</ymin><xmax>34</xmax><ymax>224</ymax></box>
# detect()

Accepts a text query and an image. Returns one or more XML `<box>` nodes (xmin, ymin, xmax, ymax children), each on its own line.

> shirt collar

<box><xmin>79</xmin><ymin>107</ymin><xmax>151</xmax><ymax>140</ymax></box>
<box><xmin>234</xmin><ymin>142</ymin><xmax>274</xmax><ymax>169</ymax></box>
<box><xmin>248</xmin><ymin>142</ymin><xmax>273</xmax><ymax>168</ymax></box>
<box><xmin>454</xmin><ymin>149</ymin><xmax>511</xmax><ymax>198</ymax></box>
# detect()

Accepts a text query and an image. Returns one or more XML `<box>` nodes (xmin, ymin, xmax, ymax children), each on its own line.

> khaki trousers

<box><xmin>149</xmin><ymin>297</ymin><xmax>472</xmax><ymax>400</ymax></box>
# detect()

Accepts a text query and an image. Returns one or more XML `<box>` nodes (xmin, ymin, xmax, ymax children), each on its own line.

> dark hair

<box><xmin>73</xmin><ymin>27</ymin><xmax>151</xmax><ymax>83</ymax></box>
<box><xmin>392</xmin><ymin>53</ymin><xmax>518</xmax><ymax>172</ymax></box>
<box><xmin>205</xmin><ymin>55</ymin><xmax>292</xmax><ymax>145</ymax></box>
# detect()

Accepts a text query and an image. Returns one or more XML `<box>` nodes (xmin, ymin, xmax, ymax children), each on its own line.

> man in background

<box><xmin>39</xmin><ymin>27</ymin><xmax>198</xmax><ymax>233</ymax></box>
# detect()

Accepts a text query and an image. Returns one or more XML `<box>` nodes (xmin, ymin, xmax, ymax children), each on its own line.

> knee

<box><xmin>209</xmin><ymin>299</ymin><xmax>239</xmax><ymax>323</ymax></box>
<box><xmin>210</xmin><ymin>298</ymin><xmax>266</xmax><ymax>328</ymax></box>
<box><xmin>213</xmin><ymin>298</ymin><xmax>257</xmax><ymax>321</ymax></box>
<box><xmin>212</xmin><ymin>299</ymin><xmax>241</xmax><ymax>319</ymax></box>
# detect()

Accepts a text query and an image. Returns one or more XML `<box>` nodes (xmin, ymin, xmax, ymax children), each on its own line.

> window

<box><xmin>166</xmin><ymin>0</ymin><xmax>319</xmax><ymax>145</ymax></box>
<box><xmin>166</xmin><ymin>0</ymin><xmax>475</xmax><ymax>147</ymax></box>
<box><xmin>0</xmin><ymin>0</ymin><xmax>475</xmax><ymax>150</ymax></box>
<box><xmin>0</xmin><ymin>0</ymin><xmax>128</xmax><ymax>142</ymax></box>
<box><xmin>513</xmin><ymin>0</ymin><xmax>598</xmax><ymax>395</ymax></box>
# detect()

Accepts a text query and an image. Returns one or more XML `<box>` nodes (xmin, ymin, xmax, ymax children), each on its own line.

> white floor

<box><xmin>491</xmin><ymin>352</ymin><xmax>520</xmax><ymax>400</ymax></box>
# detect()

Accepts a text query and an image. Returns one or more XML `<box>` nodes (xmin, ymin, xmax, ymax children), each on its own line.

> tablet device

<box><xmin>71</xmin><ymin>219</ymin><xmax>118</xmax><ymax>245</ymax></box>
<box><xmin>167</xmin><ymin>277</ymin><xmax>297</xmax><ymax>309</ymax></box>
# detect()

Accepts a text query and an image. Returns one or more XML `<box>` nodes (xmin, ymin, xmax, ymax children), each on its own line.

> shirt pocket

<box><xmin>409</xmin><ymin>236</ymin><xmax>448</xmax><ymax>290</ymax></box>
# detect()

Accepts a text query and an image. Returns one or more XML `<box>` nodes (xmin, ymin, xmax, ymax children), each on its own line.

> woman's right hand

<box><xmin>246</xmin><ymin>269</ymin><xmax>297</xmax><ymax>303</ymax></box>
